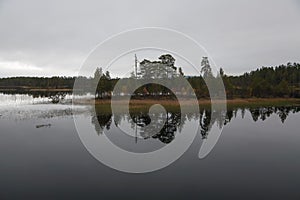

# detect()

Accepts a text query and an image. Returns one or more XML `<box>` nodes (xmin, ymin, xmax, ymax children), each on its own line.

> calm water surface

<box><xmin>0</xmin><ymin>94</ymin><xmax>300</xmax><ymax>199</ymax></box>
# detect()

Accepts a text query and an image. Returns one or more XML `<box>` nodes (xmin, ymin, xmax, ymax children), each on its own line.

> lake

<box><xmin>0</xmin><ymin>94</ymin><xmax>300</xmax><ymax>199</ymax></box>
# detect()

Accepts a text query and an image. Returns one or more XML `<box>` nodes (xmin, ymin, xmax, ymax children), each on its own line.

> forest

<box><xmin>0</xmin><ymin>54</ymin><xmax>300</xmax><ymax>99</ymax></box>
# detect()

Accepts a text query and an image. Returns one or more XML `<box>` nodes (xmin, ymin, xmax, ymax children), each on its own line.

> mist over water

<box><xmin>0</xmin><ymin>93</ymin><xmax>51</xmax><ymax>106</ymax></box>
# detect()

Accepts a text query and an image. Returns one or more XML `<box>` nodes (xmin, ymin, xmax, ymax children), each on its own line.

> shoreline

<box><xmin>76</xmin><ymin>98</ymin><xmax>300</xmax><ymax>107</ymax></box>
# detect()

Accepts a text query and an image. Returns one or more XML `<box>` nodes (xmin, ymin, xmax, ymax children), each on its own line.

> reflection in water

<box><xmin>91</xmin><ymin>113</ymin><xmax>112</xmax><ymax>135</ymax></box>
<box><xmin>2</xmin><ymin>93</ymin><xmax>299</xmax><ymax>143</ymax></box>
<box><xmin>248</xmin><ymin>106</ymin><xmax>300</xmax><ymax>123</ymax></box>
<box><xmin>130</xmin><ymin>112</ymin><xmax>181</xmax><ymax>144</ymax></box>
<box><xmin>152</xmin><ymin>112</ymin><xmax>181</xmax><ymax>144</ymax></box>
<box><xmin>92</xmin><ymin>106</ymin><xmax>300</xmax><ymax>144</ymax></box>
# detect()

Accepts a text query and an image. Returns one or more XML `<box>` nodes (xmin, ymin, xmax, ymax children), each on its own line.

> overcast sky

<box><xmin>0</xmin><ymin>0</ymin><xmax>300</xmax><ymax>77</ymax></box>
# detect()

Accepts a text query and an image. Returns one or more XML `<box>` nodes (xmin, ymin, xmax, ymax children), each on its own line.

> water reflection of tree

<box><xmin>198</xmin><ymin>108</ymin><xmax>228</xmax><ymax>139</ymax></box>
<box><xmin>91</xmin><ymin>108</ymin><xmax>112</xmax><ymax>135</ymax></box>
<box><xmin>152</xmin><ymin>112</ymin><xmax>181</xmax><ymax>144</ymax></box>
<box><xmin>91</xmin><ymin>105</ymin><xmax>300</xmax><ymax>142</ymax></box>
<box><xmin>130</xmin><ymin>111</ymin><xmax>181</xmax><ymax>144</ymax></box>
<box><xmin>249</xmin><ymin>106</ymin><xmax>299</xmax><ymax>123</ymax></box>
<box><xmin>199</xmin><ymin>109</ymin><xmax>211</xmax><ymax>139</ymax></box>
<box><xmin>197</xmin><ymin>106</ymin><xmax>300</xmax><ymax>139</ymax></box>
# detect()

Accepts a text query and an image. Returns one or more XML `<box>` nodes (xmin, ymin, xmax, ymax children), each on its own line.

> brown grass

<box><xmin>90</xmin><ymin>98</ymin><xmax>300</xmax><ymax>106</ymax></box>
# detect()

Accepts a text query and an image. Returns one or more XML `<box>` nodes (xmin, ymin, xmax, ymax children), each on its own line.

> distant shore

<box><xmin>0</xmin><ymin>88</ymin><xmax>72</xmax><ymax>92</ymax></box>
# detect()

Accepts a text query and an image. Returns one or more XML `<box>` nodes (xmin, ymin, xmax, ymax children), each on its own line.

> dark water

<box><xmin>0</xmin><ymin>96</ymin><xmax>300</xmax><ymax>199</ymax></box>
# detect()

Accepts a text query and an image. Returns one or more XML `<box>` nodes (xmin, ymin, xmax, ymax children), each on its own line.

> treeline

<box><xmin>224</xmin><ymin>63</ymin><xmax>300</xmax><ymax>98</ymax></box>
<box><xmin>109</xmin><ymin>56</ymin><xmax>300</xmax><ymax>99</ymax></box>
<box><xmin>0</xmin><ymin>55</ymin><xmax>300</xmax><ymax>98</ymax></box>
<box><xmin>0</xmin><ymin>76</ymin><xmax>76</xmax><ymax>89</ymax></box>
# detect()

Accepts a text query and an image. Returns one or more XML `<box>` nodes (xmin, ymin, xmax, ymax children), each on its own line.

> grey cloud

<box><xmin>0</xmin><ymin>0</ymin><xmax>299</xmax><ymax>77</ymax></box>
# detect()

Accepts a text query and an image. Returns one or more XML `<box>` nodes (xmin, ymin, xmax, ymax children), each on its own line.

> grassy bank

<box><xmin>91</xmin><ymin>98</ymin><xmax>300</xmax><ymax>106</ymax></box>
<box><xmin>89</xmin><ymin>98</ymin><xmax>300</xmax><ymax>114</ymax></box>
